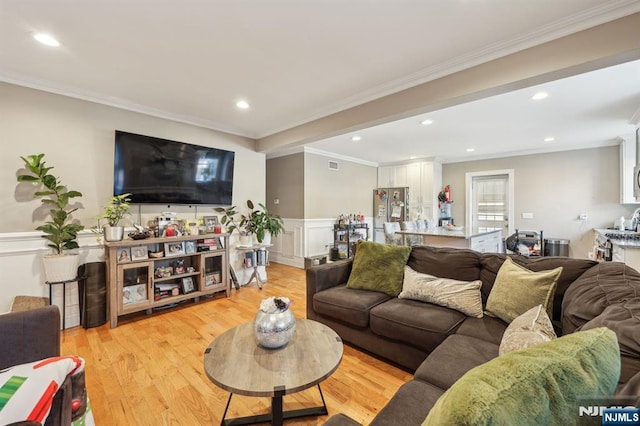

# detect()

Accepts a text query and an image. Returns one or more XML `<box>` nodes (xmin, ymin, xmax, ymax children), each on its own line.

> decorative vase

<box><xmin>103</xmin><ymin>225</ymin><xmax>124</xmax><ymax>242</ymax></box>
<box><xmin>261</xmin><ymin>232</ymin><xmax>272</xmax><ymax>246</ymax></box>
<box><xmin>239</xmin><ymin>234</ymin><xmax>252</xmax><ymax>247</ymax></box>
<box><xmin>253</xmin><ymin>308</ymin><xmax>296</xmax><ymax>349</ymax></box>
<box><xmin>42</xmin><ymin>254</ymin><xmax>79</xmax><ymax>283</ymax></box>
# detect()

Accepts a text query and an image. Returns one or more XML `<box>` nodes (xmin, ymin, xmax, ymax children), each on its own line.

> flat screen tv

<box><xmin>113</xmin><ymin>130</ymin><xmax>235</xmax><ymax>205</ymax></box>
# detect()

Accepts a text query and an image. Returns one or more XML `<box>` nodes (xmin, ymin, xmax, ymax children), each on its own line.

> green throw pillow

<box><xmin>346</xmin><ymin>241</ymin><xmax>411</xmax><ymax>297</ymax></box>
<box><xmin>423</xmin><ymin>327</ymin><xmax>621</xmax><ymax>426</ymax></box>
<box><xmin>485</xmin><ymin>257</ymin><xmax>562</xmax><ymax>323</ymax></box>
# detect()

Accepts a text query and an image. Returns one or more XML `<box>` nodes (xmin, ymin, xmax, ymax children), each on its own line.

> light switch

<box><xmin>522</xmin><ymin>212</ymin><xmax>533</xmax><ymax>219</ymax></box>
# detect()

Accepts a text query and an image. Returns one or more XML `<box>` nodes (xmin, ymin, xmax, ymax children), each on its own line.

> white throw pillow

<box><xmin>499</xmin><ymin>304</ymin><xmax>557</xmax><ymax>355</ymax></box>
<box><xmin>399</xmin><ymin>266</ymin><xmax>483</xmax><ymax>318</ymax></box>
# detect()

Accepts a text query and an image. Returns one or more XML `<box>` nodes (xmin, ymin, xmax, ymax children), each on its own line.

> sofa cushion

<box><xmin>580</xmin><ymin>298</ymin><xmax>640</xmax><ymax>358</ymax></box>
<box><xmin>414</xmin><ymin>334</ymin><xmax>499</xmax><ymax>389</ymax></box>
<box><xmin>313</xmin><ymin>285</ymin><xmax>390</xmax><ymax>328</ymax></box>
<box><xmin>422</xmin><ymin>328</ymin><xmax>621</xmax><ymax>426</ymax></box>
<box><xmin>499</xmin><ymin>305</ymin><xmax>556</xmax><ymax>355</ymax></box>
<box><xmin>346</xmin><ymin>241</ymin><xmax>411</xmax><ymax>297</ymax></box>
<box><xmin>370</xmin><ymin>380</ymin><xmax>444</xmax><ymax>426</ymax></box>
<box><xmin>369</xmin><ymin>299</ymin><xmax>465</xmax><ymax>353</ymax></box>
<box><xmin>454</xmin><ymin>315</ymin><xmax>507</xmax><ymax>345</ymax></box>
<box><xmin>481</xmin><ymin>254</ymin><xmax>596</xmax><ymax>321</ymax></box>
<box><xmin>407</xmin><ymin>246</ymin><xmax>482</xmax><ymax>282</ymax></box>
<box><xmin>398</xmin><ymin>266</ymin><xmax>483</xmax><ymax>318</ymax></box>
<box><xmin>485</xmin><ymin>257</ymin><xmax>561</xmax><ymax>323</ymax></box>
<box><xmin>562</xmin><ymin>262</ymin><xmax>640</xmax><ymax>334</ymax></box>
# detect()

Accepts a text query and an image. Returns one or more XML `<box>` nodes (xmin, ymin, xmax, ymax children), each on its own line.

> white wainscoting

<box><xmin>0</xmin><ymin>230</ymin><xmax>105</xmax><ymax>326</ymax></box>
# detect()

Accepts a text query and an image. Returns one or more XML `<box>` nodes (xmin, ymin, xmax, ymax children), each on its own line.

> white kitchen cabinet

<box><xmin>619</xmin><ymin>136</ymin><xmax>640</xmax><ymax>204</ymax></box>
<box><xmin>470</xmin><ymin>231</ymin><xmax>503</xmax><ymax>253</ymax></box>
<box><xmin>378</xmin><ymin>161</ymin><xmax>442</xmax><ymax>222</ymax></box>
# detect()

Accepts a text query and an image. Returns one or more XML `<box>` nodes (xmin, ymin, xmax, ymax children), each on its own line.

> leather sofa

<box><xmin>306</xmin><ymin>246</ymin><xmax>640</xmax><ymax>425</ymax></box>
<box><xmin>0</xmin><ymin>305</ymin><xmax>86</xmax><ymax>426</ymax></box>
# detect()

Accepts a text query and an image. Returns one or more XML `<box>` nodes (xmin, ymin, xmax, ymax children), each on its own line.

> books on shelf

<box><xmin>197</xmin><ymin>237</ymin><xmax>224</xmax><ymax>252</ymax></box>
<box><xmin>244</xmin><ymin>249</ymin><xmax>268</xmax><ymax>268</ymax></box>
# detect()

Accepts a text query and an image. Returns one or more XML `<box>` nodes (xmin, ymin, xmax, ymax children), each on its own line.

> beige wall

<box><xmin>266</xmin><ymin>153</ymin><xmax>304</xmax><ymax>219</ymax></box>
<box><xmin>443</xmin><ymin>146</ymin><xmax>635</xmax><ymax>258</ymax></box>
<box><xmin>303</xmin><ymin>152</ymin><xmax>377</xmax><ymax>219</ymax></box>
<box><xmin>1</xmin><ymin>82</ymin><xmax>265</xmax><ymax>233</ymax></box>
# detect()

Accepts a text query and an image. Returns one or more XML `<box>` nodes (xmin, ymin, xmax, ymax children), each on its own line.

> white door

<box><xmin>465</xmin><ymin>170</ymin><xmax>514</xmax><ymax>236</ymax></box>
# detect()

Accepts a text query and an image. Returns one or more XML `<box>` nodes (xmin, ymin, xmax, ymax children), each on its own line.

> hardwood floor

<box><xmin>61</xmin><ymin>263</ymin><xmax>412</xmax><ymax>425</ymax></box>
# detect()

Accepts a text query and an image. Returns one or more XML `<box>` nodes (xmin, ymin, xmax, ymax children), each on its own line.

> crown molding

<box><xmin>255</xmin><ymin>1</ymin><xmax>640</xmax><ymax>138</ymax></box>
<box><xmin>266</xmin><ymin>146</ymin><xmax>378</xmax><ymax>167</ymax></box>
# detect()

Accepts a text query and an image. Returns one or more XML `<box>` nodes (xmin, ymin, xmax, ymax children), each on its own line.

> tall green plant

<box><xmin>243</xmin><ymin>200</ymin><xmax>285</xmax><ymax>243</ymax></box>
<box><xmin>17</xmin><ymin>154</ymin><xmax>84</xmax><ymax>254</ymax></box>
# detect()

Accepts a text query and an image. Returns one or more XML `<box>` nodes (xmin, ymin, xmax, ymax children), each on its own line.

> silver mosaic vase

<box><xmin>253</xmin><ymin>308</ymin><xmax>296</xmax><ymax>349</ymax></box>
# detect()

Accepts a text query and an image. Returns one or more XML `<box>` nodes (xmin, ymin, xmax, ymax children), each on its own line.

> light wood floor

<box><xmin>61</xmin><ymin>263</ymin><xmax>412</xmax><ymax>425</ymax></box>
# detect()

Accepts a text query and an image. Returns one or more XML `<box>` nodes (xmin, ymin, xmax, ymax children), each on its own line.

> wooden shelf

<box><xmin>106</xmin><ymin>233</ymin><xmax>230</xmax><ymax>328</ymax></box>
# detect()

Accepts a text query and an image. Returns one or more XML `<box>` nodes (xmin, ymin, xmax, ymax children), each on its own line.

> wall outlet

<box><xmin>579</xmin><ymin>213</ymin><xmax>588</xmax><ymax>220</ymax></box>
<box><xmin>274</xmin><ymin>198</ymin><xmax>280</xmax><ymax>204</ymax></box>
<box><xmin>521</xmin><ymin>212</ymin><xmax>533</xmax><ymax>219</ymax></box>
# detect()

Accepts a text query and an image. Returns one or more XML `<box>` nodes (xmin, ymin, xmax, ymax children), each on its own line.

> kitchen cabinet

<box><xmin>619</xmin><ymin>136</ymin><xmax>640</xmax><ymax>204</ymax></box>
<box><xmin>379</xmin><ymin>161</ymin><xmax>442</xmax><ymax>222</ymax></box>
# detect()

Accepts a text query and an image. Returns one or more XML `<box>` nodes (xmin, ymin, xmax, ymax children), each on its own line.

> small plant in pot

<box><xmin>100</xmin><ymin>193</ymin><xmax>132</xmax><ymax>241</ymax></box>
<box><xmin>16</xmin><ymin>153</ymin><xmax>84</xmax><ymax>282</ymax></box>
<box><xmin>243</xmin><ymin>200</ymin><xmax>285</xmax><ymax>245</ymax></box>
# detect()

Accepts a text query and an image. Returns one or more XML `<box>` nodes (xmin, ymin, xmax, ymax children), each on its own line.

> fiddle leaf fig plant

<box><xmin>17</xmin><ymin>153</ymin><xmax>84</xmax><ymax>255</ymax></box>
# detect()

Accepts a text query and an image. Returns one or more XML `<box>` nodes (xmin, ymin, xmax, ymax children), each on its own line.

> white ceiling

<box><xmin>1</xmin><ymin>0</ymin><xmax>640</xmax><ymax>164</ymax></box>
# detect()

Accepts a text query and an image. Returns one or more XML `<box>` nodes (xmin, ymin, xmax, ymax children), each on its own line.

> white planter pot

<box><xmin>261</xmin><ymin>232</ymin><xmax>272</xmax><ymax>246</ymax></box>
<box><xmin>103</xmin><ymin>225</ymin><xmax>124</xmax><ymax>242</ymax></box>
<box><xmin>239</xmin><ymin>235</ymin><xmax>253</xmax><ymax>246</ymax></box>
<box><xmin>43</xmin><ymin>254</ymin><xmax>80</xmax><ymax>283</ymax></box>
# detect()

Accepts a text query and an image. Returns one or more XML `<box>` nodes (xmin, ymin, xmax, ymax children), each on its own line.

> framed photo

<box><xmin>117</xmin><ymin>248</ymin><xmax>131</xmax><ymax>263</ymax></box>
<box><xmin>184</xmin><ymin>240</ymin><xmax>196</xmax><ymax>254</ymax></box>
<box><xmin>123</xmin><ymin>284</ymin><xmax>146</xmax><ymax>305</ymax></box>
<box><xmin>205</xmin><ymin>272</ymin><xmax>221</xmax><ymax>287</ymax></box>
<box><xmin>164</xmin><ymin>242</ymin><xmax>185</xmax><ymax>257</ymax></box>
<box><xmin>203</xmin><ymin>216</ymin><xmax>218</xmax><ymax>232</ymax></box>
<box><xmin>181</xmin><ymin>277</ymin><xmax>195</xmax><ymax>294</ymax></box>
<box><xmin>131</xmin><ymin>245</ymin><xmax>148</xmax><ymax>261</ymax></box>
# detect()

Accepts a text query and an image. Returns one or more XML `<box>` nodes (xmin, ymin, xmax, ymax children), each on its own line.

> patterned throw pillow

<box><xmin>399</xmin><ymin>266</ymin><xmax>483</xmax><ymax>317</ymax></box>
<box><xmin>499</xmin><ymin>305</ymin><xmax>557</xmax><ymax>355</ymax></box>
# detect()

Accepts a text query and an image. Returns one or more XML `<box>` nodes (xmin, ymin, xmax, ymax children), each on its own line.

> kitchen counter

<box><xmin>396</xmin><ymin>228</ymin><xmax>503</xmax><ymax>253</ymax></box>
<box><xmin>594</xmin><ymin>228</ymin><xmax>640</xmax><ymax>249</ymax></box>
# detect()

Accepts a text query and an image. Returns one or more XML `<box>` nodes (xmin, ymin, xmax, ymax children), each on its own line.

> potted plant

<box><xmin>100</xmin><ymin>193</ymin><xmax>132</xmax><ymax>241</ymax></box>
<box><xmin>214</xmin><ymin>204</ymin><xmax>252</xmax><ymax>246</ymax></box>
<box><xmin>16</xmin><ymin>153</ymin><xmax>84</xmax><ymax>282</ymax></box>
<box><xmin>243</xmin><ymin>200</ymin><xmax>285</xmax><ymax>245</ymax></box>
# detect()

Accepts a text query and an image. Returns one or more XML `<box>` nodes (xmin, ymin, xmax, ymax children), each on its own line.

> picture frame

<box><xmin>123</xmin><ymin>284</ymin><xmax>146</xmax><ymax>305</ymax></box>
<box><xmin>164</xmin><ymin>242</ymin><xmax>185</xmax><ymax>257</ymax></box>
<box><xmin>131</xmin><ymin>245</ymin><xmax>148</xmax><ymax>261</ymax></box>
<box><xmin>117</xmin><ymin>248</ymin><xmax>131</xmax><ymax>263</ymax></box>
<box><xmin>203</xmin><ymin>216</ymin><xmax>218</xmax><ymax>232</ymax></box>
<box><xmin>184</xmin><ymin>240</ymin><xmax>196</xmax><ymax>254</ymax></box>
<box><xmin>181</xmin><ymin>277</ymin><xmax>195</xmax><ymax>294</ymax></box>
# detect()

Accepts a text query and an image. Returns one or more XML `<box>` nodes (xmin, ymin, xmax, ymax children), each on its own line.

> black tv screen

<box><xmin>113</xmin><ymin>130</ymin><xmax>235</xmax><ymax>205</ymax></box>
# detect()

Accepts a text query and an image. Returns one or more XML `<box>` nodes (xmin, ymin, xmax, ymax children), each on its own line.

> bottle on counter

<box><xmin>618</xmin><ymin>216</ymin><xmax>626</xmax><ymax>231</ymax></box>
<box><xmin>605</xmin><ymin>239</ymin><xmax>613</xmax><ymax>261</ymax></box>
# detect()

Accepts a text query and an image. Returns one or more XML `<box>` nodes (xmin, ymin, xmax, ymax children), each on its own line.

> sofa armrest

<box><xmin>0</xmin><ymin>305</ymin><xmax>61</xmax><ymax>370</ymax></box>
<box><xmin>306</xmin><ymin>259</ymin><xmax>353</xmax><ymax>319</ymax></box>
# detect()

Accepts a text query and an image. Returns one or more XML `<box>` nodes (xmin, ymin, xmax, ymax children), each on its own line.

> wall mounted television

<box><xmin>113</xmin><ymin>130</ymin><xmax>235</xmax><ymax>205</ymax></box>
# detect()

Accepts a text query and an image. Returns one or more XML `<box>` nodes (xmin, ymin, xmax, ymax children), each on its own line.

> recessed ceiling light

<box><xmin>33</xmin><ymin>33</ymin><xmax>60</xmax><ymax>47</ymax></box>
<box><xmin>466</xmin><ymin>148</ymin><xmax>475</xmax><ymax>152</ymax></box>
<box><xmin>236</xmin><ymin>100</ymin><xmax>250</xmax><ymax>109</ymax></box>
<box><xmin>420</xmin><ymin>119</ymin><xmax>433</xmax><ymax>126</ymax></box>
<box><xmin>531</xmin><ymin>92</ymin><xmax>548</xmax><ymax>101</ymax></box>
<box><xmin>351</xmin><ymin>135</ymin><xmax>361</xmax><ymax>141</ymax></box>
<box><xmin>544</xmin><ymin>137</ymin><xmax>555</xmax><ymax>142</ymax></box>
<box><xmin>409</xmin><ymin>156</ymin><xmax>417</xmax><ymax>160</ymax></box>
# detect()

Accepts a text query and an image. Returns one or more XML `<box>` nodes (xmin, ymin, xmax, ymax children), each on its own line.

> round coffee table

<box><xmin>204</xmin><ymin>318</ymin><xmax>343</xmax><ymax>426</ymax></box>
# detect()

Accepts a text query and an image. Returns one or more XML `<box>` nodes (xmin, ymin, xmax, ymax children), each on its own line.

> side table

<box><xmin>45</xmin><ymin>276</ymin><xmax>80</xmax><ymax>329</ymax></box>
<box><xmin>235</xmin><ymin>244</ymin><xmax>272</xmax><ymax>289</ymax></box>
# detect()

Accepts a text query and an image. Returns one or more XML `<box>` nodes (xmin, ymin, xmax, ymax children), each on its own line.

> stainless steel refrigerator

<box><xmin>373</xmin><ymin>187</ymin><xmax>409</xmax><ymax>242</ymax></box>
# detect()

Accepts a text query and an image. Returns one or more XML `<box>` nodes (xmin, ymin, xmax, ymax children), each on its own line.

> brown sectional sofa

<box><xmin>306</xmin><ymin>246</ymin><xmax>640</xmax><ymax>425</ymax></box>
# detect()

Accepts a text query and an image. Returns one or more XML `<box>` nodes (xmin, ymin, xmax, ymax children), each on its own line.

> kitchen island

<box><xmin>593</xmin><ymin>228</ymin><xmax>640</xmax><ymax>271</ymax></box>
<box><xmin>396</xmin><ymin>228</ymin><xmax>503</xmax><ymax>253</ymax></box>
